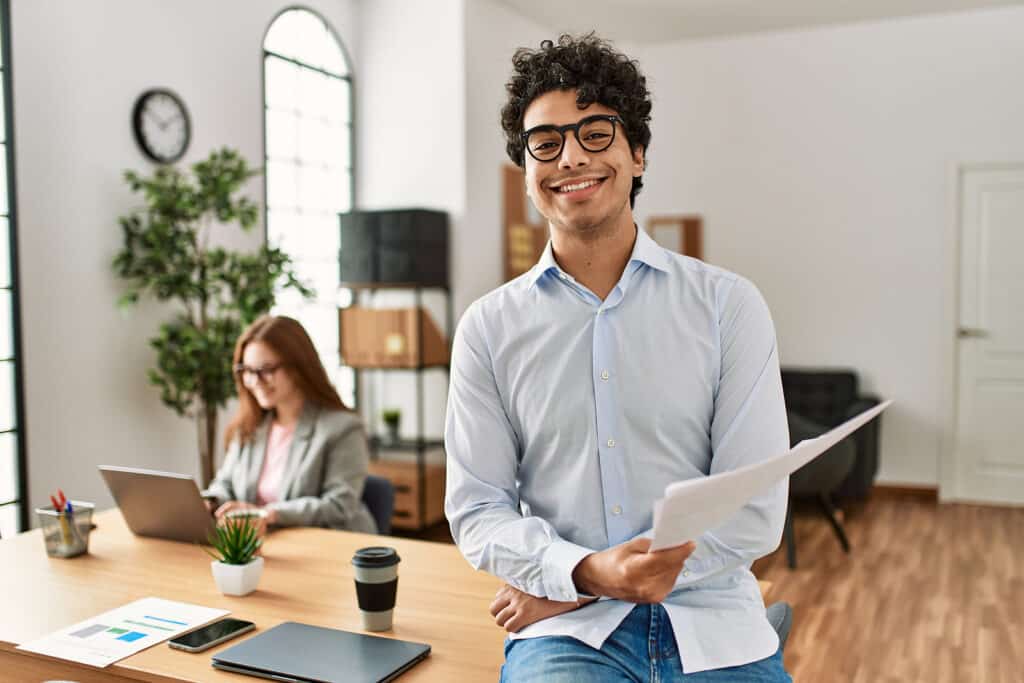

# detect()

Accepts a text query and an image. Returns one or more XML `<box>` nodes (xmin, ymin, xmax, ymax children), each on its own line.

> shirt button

<box><xmin>611</xmin><ymin>505</ymin><xmax>622</xmax><ymax>515</ymax></box>
<box><xmin>600</xmin><ymin>370</ymin><xmax>610</xmax><ymax>381</ymax></box>
<box><xmin>683</xmin><ymin>569</ymin><xmax>690</xmax><ymax>577</ymax></box>
<box><xmin>606</xmin><ymin>438</ymin><xmax>616</xmax><ymax>448</ymax></box>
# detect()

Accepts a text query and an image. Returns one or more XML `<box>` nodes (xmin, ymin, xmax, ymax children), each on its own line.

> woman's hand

<box><xmin>213</xmin><ymin>501</ymin><xmax>276</xmax><ymax>535</ymax></box>
<box><xmin>488</xmin><ymin>584</ymin><xmax>595</xmax><ymax>633</ymax></box>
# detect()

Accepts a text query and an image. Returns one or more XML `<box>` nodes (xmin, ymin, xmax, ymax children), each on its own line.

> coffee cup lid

<box><xmin>352</xmin><ymin>546</ymin><xmax>400</xmax><ymax>568</ymax></box>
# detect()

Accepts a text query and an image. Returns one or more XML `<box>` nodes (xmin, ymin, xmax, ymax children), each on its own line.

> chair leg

<box><xmin>784</xmin><ymin>498</ymin><xmax>797</xmax><ymax>569</ymax></box>
<box><xmin>818</xmin><ymin>492</ymin><xmax>851</xmax><ymax>553</ymax></box>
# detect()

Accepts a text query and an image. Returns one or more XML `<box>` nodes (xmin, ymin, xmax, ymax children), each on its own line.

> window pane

<box><xmin>265</xmin><ymin>108</ymin><xmax>298</xmax><ymax>161</ymax></box>
<box><xmin>265</xmin><ymin>9</ymin><xmax>348</xmax><ymax>77</ymax></box>
<box><xmin>266</xmin><ymin>159</ymin><xmax>298</xmax><ymax>211</ymax></box>
<box><xmin>0</xmin><ymin>218</ymin><xmax>9</xmax><ymax>288</ymax></box>
<box><xmin>324</xmin><ymin>80</ymin><xmax>351</xmax><ymax>125</ymax></box>
<box><xmin>265</xmin><ymin>57</ymin><xmax>299</xmax><ymax>111</ymax></box>
<box><xmin>0</xmin><ymin>149</ymin><xmax>7</xmax><ymax>214</ymax></box>
<box><xmin>297</xmin><ymin>67</ymin><xmax>330</xmax><ymax>121</ymax></box>
<box><xmin>0</xmin><ymin>84</ymin><xmax>6</xmax><ymax>142</ymax></box>
<box><xmin>0</xmin><ymin>360</ymin><xmax>13</xmax><ymax>432</ymax></box>
<box><xmin>0</xmin><ymin>289</ymin><xmax>11</xmax><ymax>358</ymax></box>
<box><xmin>0</xmin><ymin>503</ymin><xmax>18</xmax><ymax>538</ymax></box>
<box><xmin>0</xmin><ymin>432</ymin><xmax>16</xmax><ymax>503</ymax></box>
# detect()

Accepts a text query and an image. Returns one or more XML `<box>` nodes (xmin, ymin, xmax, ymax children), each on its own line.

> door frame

<box><xmin>939</xmin><ymin>162</ymin><xmax>1024</xmax><ymax>503</ymax></box>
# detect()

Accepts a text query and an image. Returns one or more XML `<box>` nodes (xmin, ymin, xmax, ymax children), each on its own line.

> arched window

<box><xmin>263</xmin><ymin>8</ymin><xmax>354</xmax><ymax>405</ymax></box>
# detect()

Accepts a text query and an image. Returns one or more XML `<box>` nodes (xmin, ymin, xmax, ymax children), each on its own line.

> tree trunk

<box><xmin>197</xmin><ymin>402</ymin><xmax>218</xmax><ymax>488</ymax></box>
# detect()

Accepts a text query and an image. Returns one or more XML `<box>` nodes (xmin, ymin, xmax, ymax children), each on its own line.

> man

<box><xmin>445</xmin><ymin>34</ymin><xmax>791</xmax><ymax>681</ymax></box>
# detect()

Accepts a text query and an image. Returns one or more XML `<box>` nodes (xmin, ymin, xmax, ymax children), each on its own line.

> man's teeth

<box><xmin>558</xmin><ymin>179</ymin><xmax>600</xmax><ymax>193</ymax></box>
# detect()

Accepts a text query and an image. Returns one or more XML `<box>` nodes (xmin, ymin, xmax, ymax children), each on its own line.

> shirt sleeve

<box><xmin>675</xmin><ymin>276</ymin><xmax>790</xmax><ymax>585</ymax></box>
<box><xmin>444</xmin><ymin>302</ymin><xmax>595</xmax><ymax>603</ymax></box>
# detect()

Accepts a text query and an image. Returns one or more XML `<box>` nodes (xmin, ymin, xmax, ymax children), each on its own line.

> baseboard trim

<box><xmin>870</xmin><ymin>484</ymin><xmax>939</xmax><ymax>502</ymax></box>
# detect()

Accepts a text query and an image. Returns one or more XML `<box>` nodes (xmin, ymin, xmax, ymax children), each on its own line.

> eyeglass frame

<box><xmin>520</xmin><ymin>114</ymin><xmax>627</xmax><ymax>163</ymax></box>
<box><xmin>233</xmin><ymin>363</ymin><xmax>285</xmax><ymax>385</ymax></box>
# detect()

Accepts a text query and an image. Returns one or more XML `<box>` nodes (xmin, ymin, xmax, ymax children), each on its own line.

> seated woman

<box><xmin>203</xmin><ymin>315</ymin><xmax>377</xmax><ymax>533</ymax></box>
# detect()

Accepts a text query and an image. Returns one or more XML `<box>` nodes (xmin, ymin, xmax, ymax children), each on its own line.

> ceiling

<box><xmin>496</xmin><ymin>0</ymin><xmax>1024</xmax><ymax>43</ymax></box>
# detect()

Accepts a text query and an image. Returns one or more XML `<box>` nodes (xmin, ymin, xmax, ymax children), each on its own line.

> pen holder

<box><xmin>36</xmin><ymin>501</ymin><xmax>94</xmax><ymax>558</ymax></box>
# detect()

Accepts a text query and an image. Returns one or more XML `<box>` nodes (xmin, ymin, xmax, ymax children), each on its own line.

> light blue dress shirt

<box><xmin>444</xmin><ymin>226</ymin><xmax>789</xmax><ymax>674</ymax></box>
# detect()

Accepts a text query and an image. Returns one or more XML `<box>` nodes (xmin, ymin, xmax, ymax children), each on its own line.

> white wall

<box><xmin>12</xmin><ymin>0</ymin><xmax>359</xmax><ymax>516</ymax></box>
<box><xmin>631</xmin><ymin>6</ymin><xmax>1024</xmax><ymax>486</ymax></box>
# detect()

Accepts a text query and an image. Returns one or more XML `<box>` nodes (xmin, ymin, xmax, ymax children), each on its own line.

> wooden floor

<box><xmin>753</xmin><ymin>493</ymin><xmax>1024</xmax><ymax>682</ymax></box>
<box><xmin>401</xmin><ymin>494</ymin><xmax>1023</xmax><ymax>682</ymax></box>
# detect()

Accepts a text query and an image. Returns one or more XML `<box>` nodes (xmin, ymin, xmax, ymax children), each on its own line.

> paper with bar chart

<box><xmin>17</xmin><ymin>597</ymin><xmax>228</xmax><ymax>667</ymax></box>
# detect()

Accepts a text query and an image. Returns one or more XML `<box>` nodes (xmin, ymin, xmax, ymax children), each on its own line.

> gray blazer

<box><xmin>203</xmin><ymin>402</ymin><xmax>377</xmax><ymax>533</ymax></box>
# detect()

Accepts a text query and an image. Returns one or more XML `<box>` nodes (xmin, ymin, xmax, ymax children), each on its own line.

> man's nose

<box><xmin>558</xmin><ymin>133</ymin><xmax>590</xmax><ymax>169</ymax></box>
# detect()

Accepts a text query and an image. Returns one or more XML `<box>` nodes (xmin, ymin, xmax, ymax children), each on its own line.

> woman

<box><xmin>203</xmin><ymin>315</ymin><xmax>377</xmax><ymax>533</ymax></box>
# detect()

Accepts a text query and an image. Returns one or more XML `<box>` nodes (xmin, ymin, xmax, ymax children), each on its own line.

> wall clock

<box><xmin>132</xmin><ymin>88</ymin><xmax>191</xmax><ymax>164</ymax></box>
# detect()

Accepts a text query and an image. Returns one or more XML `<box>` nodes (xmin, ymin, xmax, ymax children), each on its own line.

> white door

<box><xmin>954</xmin><ymin>164</ymin><xmax>1024</xmax><ymax>505</ymax></box>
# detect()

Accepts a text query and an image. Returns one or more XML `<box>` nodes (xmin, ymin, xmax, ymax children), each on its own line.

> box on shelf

<box><xmin>340</xmin><ymin>306</ymin><xmax>449</xmax><ymax>368</ymax></box>
<box><xmin>368</xmin><ymin>459</ymin><xmax>446</xmax><ymax>530</ymax></box>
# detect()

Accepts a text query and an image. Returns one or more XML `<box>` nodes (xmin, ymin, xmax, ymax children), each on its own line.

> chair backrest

<box><xmin>766</xmin><ymin>602</ymin><xmax>793</xmax><ymax>651</ymax></box>
<box><xmin>361</xmin><ymin>474</ymin><xmax>395</xmax><ymax>535</ymax></box>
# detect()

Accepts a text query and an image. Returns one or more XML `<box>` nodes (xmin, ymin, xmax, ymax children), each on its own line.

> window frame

<box><xmin>260</xmin><ymin>6</ymin><xmax>356</xmax><ymax>405</ymax></box>
<box><xmin>0</xmin><ymin>0</ymin><xmax>29</xmax><ymax>534</ymax></box>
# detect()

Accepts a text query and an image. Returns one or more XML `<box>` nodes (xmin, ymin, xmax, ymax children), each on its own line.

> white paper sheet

<box><xmin>17</xmin><ymin>597</ymin><xmax>229</xmax><ymax>667</ymax></box>
<box><xmin>649</xmin><ymin>400</ymin><xmax>892</xmax><ymax>552</ymax></box>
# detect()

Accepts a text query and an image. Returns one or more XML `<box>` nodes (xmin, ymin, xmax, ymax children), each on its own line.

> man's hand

<box><xmin>572</xmin><ymin>538</ymin><xmax>696</xmax><ymax>603</ymax></box>
<box><xmin>489</xmin><ymin>584</ymin><xmax>595</xmax><ymax>633</ymax></box>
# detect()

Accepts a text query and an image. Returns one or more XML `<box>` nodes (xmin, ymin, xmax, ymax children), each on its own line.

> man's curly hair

<box><xmin>501</xmin><ymin>33</ymin><xmax>652</xmax><ymax>207</ymax></box>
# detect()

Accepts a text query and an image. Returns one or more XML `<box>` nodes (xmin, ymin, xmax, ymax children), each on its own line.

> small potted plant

<box><xmin>205</xmin><ymin>516</ymin><xmax>264</xmax><ymax>596</ymax></box>
<box><xmin>382</xmin><ymin>408</ymin><xmax>402</xmax><ymax>445</ymax></box>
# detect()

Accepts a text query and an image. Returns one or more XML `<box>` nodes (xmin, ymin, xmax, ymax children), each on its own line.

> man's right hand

<box><xmin>572</xmin><ymin>538</ymin><xmax>696</xmax><ymax>604</ymax></box>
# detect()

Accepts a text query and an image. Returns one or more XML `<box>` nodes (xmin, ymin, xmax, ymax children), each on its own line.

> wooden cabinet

<box><xmin>367</xmin><ymin>459</ymin><xmax>446</xmax><ymax>530</ymax></box>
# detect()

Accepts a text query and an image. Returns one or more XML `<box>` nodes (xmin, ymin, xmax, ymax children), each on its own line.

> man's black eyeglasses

<box><xmin>521</xmin><ymin>114</ymin><xmax>625</xmax><ymax>162</ymax></box>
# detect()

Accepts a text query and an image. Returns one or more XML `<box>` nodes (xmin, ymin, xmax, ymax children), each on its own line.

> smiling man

<box><xmin>444</xmin><ymin>34</ymin><xmax>792</xmax><ymax>681</ymax></box>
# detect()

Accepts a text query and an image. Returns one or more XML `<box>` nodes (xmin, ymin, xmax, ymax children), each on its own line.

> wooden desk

<box><xmin>0</xmin><ymin>509</ymin><xmax>504</xmax><ymax>682</ymax></box>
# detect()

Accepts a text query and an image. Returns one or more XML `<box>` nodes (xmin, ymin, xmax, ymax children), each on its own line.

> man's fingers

<box><xmin>494</xmin><ymin>604</ymin><xmax>517</xmax><ymax>628</ymax></box>
<box><xmin>489</xmin><ymin>595</ymin><xmax>510</xmax><ymax>617</ymax></box>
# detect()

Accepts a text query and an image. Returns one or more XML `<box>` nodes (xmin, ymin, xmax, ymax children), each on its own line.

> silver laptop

<box><xmin>99</xmin><ymin>465</ymin><xmax>215</xmax><ymax>543</ymax></box>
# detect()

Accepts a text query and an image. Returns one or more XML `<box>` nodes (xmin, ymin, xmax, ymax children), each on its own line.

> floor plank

<box><xmin>753</xmin><ymin>494</ymin><xmax>1024</xmax><ymax>682</ymax></box>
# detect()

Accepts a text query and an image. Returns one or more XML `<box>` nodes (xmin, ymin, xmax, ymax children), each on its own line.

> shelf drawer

<box><xmin>368</xmin><ymin>460</ymin><xmax>446</xmax><ymax>530</ymax></box>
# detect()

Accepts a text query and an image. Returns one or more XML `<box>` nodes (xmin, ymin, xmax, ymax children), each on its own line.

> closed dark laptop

<box><xmin>211</xmin><ymin>621</ymin><xmax>431</xmax><ymax>683</ymax></box>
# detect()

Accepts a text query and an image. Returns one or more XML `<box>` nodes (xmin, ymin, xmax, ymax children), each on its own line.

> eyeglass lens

<box><xmin>527</xmin><ymin>117</ymin><xmax>617</xmax><ymax>161</ymax></box>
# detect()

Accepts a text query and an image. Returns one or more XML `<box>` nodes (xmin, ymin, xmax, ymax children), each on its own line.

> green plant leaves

<box><xmin>204</xmin><ymin>516</ymin><xmax>263</xmax><ymax>565</ymax></box>
<box><xmin>112</xmin><ymin>148</ymin><xmax>314</xmax><ymax>420</ymax></box>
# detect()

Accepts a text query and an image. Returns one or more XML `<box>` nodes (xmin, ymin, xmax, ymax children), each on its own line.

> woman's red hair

<box><xmin>224</xmin><ymin>315</ymin><xmax>349</xmax><ymax>448</ymax></box>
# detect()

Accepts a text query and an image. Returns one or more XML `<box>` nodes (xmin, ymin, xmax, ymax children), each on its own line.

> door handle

<box><xmin>957</xmin><ymin>327</ymin><xmax>989</xmax><ymax>339</ymax></box>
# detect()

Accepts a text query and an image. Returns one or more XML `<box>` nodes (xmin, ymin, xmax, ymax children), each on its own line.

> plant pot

<box><xmin>211</xmin><ymin>556</ymin><xmax>264</xmax><ymax>596</ymax></box>
<box><xmin>384</xmin><ymin>422</ymin><xmax>401</xmax><ymax>445</ymax></box>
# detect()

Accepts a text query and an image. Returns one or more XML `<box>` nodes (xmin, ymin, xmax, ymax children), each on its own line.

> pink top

<box><xmin>255</xmin><ymin>421</ymin><xmax>295</xmax><ymax>505</ymax></box>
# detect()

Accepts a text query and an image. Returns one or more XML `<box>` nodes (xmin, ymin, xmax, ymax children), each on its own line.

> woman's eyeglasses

<box><xmin>521</xmin><ymin>114</ymin><xmax>624</xmax><ymax>162</ymax></box>
<box><xmin>233</xmin><ymin>363</ymin><xmax>283</xmax><ymax>385</ymax></box>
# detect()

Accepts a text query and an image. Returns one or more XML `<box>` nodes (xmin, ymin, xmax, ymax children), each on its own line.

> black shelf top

<box><xmin>368</xmin><ymin>436</ymin><xmax>445</xmax><ymax>451</ymax></box>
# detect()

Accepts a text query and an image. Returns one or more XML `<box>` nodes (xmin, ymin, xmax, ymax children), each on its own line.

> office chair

<box><xmin>362</xmin><ymin>474</ymin><xmax>395</xmax><ymax>535</ymax></box>
<box><xmin>766</xmin><ymin>602</ymin><xmax>793</xmax><ymax>650</ymax></box>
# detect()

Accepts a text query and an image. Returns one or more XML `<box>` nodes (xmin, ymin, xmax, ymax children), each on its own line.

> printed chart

<box><xmin>17</xmin><ymin>597</ymin><xmax>228</xmax><ymax>667</ymax></box>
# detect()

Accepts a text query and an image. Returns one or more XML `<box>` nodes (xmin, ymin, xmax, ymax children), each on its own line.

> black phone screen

<box><xmin>170</xmin><ymin>618</ymin><xmax>253</xmax><ymax>649</ymax></box>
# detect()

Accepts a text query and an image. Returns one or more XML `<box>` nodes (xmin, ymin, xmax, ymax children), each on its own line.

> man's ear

<box><xmin>632</xmin><ymin>146</ymin><xmax>645</xmax><ymax>177</ymax></box>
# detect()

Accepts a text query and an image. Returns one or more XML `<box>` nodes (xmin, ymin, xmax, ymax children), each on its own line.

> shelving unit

<box><xmin>339</xmin><ymin>282</ymin><xmax>452</xmax><ymax>531</ymax></box>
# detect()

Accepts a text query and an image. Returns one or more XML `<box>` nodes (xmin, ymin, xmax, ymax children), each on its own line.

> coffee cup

<box><xmin>352</xmin><ymin>546</ymin><xmax>401</xmax><ymax>631</ymax></box>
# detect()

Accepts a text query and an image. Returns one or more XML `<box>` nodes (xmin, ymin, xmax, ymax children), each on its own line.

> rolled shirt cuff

<box><xmin>541</xmin><ymin>539</ymin><xmax>596</xmax><ymax>603</ymax></box>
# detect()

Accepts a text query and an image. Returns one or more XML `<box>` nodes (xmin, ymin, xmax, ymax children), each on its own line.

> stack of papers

<box><xmin>18</xmin><ymin>597</ymin><xmax>228</xmax><ymax>667</ymax></box>
<box><xmin>650</xmin><ymin>400</ymin><xmax>892</xmax><ymax>551</ymax></box>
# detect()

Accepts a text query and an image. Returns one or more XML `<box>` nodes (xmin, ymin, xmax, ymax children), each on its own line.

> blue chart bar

<box><xmin>144</xmin><ymin>615</ymin><xmax>188</xmax><ymax>626</ymax></box>
<box><xmin>116</xmin><ymin>631</ymin><xmax>147</xmax><ymax>643</ymax></box>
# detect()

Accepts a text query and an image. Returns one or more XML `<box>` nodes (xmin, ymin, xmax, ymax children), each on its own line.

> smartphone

<box><xmin>168</xmin><ymin>618</ymin><xmax>255</xmax><ymax>653</ymax></box>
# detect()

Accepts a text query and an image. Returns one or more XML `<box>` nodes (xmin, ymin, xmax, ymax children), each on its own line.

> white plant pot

<box><xmin>211</xmin><ymin>556</ymin><xmax>264</xmax><ymax>596</ymax></box>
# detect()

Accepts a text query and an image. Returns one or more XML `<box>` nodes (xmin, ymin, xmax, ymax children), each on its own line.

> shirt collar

<box><xmin>527</xmin><ymin>224</ymin><xmax>672</xmax><ymax>290</ymax></box>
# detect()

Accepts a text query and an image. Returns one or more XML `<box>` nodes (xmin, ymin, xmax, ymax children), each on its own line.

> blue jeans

<box><xmin>500</xmin><ymin>604</ymin><xmax>791</xmax><ymax>682</ymax></box>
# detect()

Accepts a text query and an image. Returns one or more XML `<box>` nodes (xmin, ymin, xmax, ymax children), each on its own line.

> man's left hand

<box><xmin>489</xmin><ymin>584</ymin><xmax>595</xmax><ymax>633</ymax></box>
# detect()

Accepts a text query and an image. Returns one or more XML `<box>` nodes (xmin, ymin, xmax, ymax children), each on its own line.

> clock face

<box><xmin>132</xmin><ymin>89</ymin><xmax>191</xmax><ymax>164</ymax></box>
